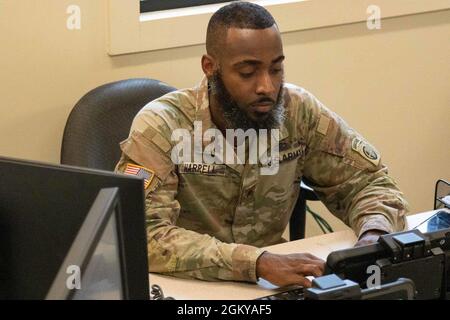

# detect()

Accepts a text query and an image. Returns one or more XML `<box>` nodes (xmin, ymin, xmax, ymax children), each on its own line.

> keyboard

<box><xmin>256</xmin><ymin>287</ymin><xmax>305</xmax><ymax>300</ymax></box>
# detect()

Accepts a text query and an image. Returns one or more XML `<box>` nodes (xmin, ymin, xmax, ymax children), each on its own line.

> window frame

<box><xmin>108</xmin><ymin>0</ymin><xmax>450</xmax><ymax>56</ymax></box>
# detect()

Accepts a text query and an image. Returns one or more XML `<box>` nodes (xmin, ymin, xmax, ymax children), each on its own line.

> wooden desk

<box><xmin>149</xmin><ymin>209</ymin><xmax>448</xmax><ymax>300</ymax></box>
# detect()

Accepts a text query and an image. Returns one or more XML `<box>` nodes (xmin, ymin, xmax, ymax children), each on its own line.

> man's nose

<box><xmin>255</xmin><ymin>72</ymin><xmax>275</xmax><ymax>96</ymax></box>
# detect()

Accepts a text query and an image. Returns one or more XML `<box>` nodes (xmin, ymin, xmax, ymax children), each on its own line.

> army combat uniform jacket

<box><xmin>115</xmin><ymin>78</ymin><xmax>408</xmax><ymax>282</ymax></box>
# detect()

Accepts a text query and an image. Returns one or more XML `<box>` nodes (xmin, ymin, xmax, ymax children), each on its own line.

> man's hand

<box><xmin>354</xmin><ymin>230</ymin><xmax>387</xmax><ymax>247</ymax></box>
<box><xmin>256</xmin><ymin>252</ymin><xmax>325</xmax><ymax>288</ymax></box>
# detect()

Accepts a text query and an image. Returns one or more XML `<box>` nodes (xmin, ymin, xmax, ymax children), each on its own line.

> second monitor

<box><xmin>0</xmin><ymin>156</ymin><xmax>149</xmax><ymax>299</ymax></box>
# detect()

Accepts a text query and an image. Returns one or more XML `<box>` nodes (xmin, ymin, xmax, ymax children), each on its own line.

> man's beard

<box><xmin>209</xmin><ymin>71</ymin><xmax>285</xmax><ymax>130</ymax></box>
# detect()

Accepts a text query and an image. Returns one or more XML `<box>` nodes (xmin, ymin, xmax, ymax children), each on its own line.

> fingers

<box><xmin>292</xmin><ymin>263</ymin><xmax>324</xmax><ymax>288</ymax></box>
<box><xmin>259</xmin><ymin>253</ymin><xmax>326</xmax><ymax>288</ymax></box>
<box><xmin>354</xmin><ymin>240</ymin><xmax>366</xmax><ymax>247</ymax></box>
<box><xmin>315</xmin><ymin>260</ymin><xmax>325</xmax><ymax>274</ymax></box>
<box><xmin>295</xmin><ymin>276</ymin><xmax>312</xmax><ymax>288</ymax></box>
<box><xmin>354</xmin><ymin>235</ymin><xmax>379</xmax><ymax>247</ymax></box>
<box><xmin>297</xmin><ymin>263</ymin><xmax>324</xmax><ymax>278</ymax></box>
<box><xmin>294</xmin><ymin>255</ymin><xmax>325</xmax><ymax>274</ymax></box>
<box><xmin>302</xmin><ymin>252</ymin><xmax>325</xmax><ymax>262</ymax></box>
<box><xmin>280</xmin><ymin>274</ymin><xmax>313</xmax><ymax>288</ymax></box>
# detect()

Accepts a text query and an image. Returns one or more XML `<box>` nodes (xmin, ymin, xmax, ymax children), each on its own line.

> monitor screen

<box><xmin>0</xmin><ymin>156</ymin><xmax>149</xmax><ymax>299</ymax></box>
<box><xmin>73</xmin><ymin>209</ymin><xmax>123</xmax><ymax>300</ymax></box>
<box><xmin>46</xmin><ymin>188</ymin><xmax>126</xmax><ymax>300</ymax></box>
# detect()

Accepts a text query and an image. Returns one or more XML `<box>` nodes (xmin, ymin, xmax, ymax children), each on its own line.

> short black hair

<box><xmin>206</xmin><ymin>1</ymin><xmax>277</xmax><ymax>57</ymax></box>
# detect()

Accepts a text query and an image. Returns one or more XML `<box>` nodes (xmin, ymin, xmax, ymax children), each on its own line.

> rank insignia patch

<box><xmin>351</xmin><ymin>138</ymin><xmax>380</xmax><ymax>166</ymax></box>
<box><xmin>124</xmin><ymin>163</ymin><xmax>155</xmax><ymax>190</ymax></box>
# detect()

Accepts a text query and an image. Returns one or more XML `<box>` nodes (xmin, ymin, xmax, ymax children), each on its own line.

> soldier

<box><xmin>115</xmin><ymin>2</ymin><xmax>408</xmax><ymax>288</ymax></box>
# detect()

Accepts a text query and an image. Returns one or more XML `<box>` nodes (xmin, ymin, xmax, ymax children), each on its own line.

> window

<box><xmin>108</xmin><ymin>0</ymin><xmax>449</xmax><ymax>55</ymax></box>
<box><xmin>140</xmin><ymin>0</ymin><xmax>232</xmax><ymax>13</ymax></box>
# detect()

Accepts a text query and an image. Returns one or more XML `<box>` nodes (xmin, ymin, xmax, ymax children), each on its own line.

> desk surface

<box><xmin>149</xmin><ymin>209</ymin><xmax>447</xmax><ymax>300</ymax></box>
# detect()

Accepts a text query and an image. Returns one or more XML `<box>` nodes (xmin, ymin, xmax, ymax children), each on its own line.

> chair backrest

<box><xmin>61</xmin><ymin>78</ymin><xmax>177</xmax><ymax>171</ymax></box>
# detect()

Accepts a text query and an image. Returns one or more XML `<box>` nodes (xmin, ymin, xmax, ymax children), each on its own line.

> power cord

<box><xmin>150</xmin><ymin>284</ymin><xmax>175</xmax><ymax>300</ymax></box>
<box><xmin>306</xmin><ymin>204</ymin><xmax>333</xmax><ymax>234</ymax></box>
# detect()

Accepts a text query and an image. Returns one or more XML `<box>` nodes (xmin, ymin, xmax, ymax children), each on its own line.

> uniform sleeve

<box><xmin>299</xmin><ymin>91</ymin><xmax>409</xmax><ymax>238</ymax></box>
<box><xmin>115</xmin><ymin>123</ymin><xmax>264</xmax><ymax>282</ymax></box>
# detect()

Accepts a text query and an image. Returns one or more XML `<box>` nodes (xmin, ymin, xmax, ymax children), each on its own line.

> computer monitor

<box><xmin>46</xmin><ymin>187</ymin><xmax>126</xmax><ymax>299</ymax></box>
<box><xmin>0</xmin><ymin>156</ymin><xmax>149</xmax><ymax>299</ymax></box>
<box><xmin>434</xmin><ymin>180</ymin><xmax>450</xmax><ymax>210</ymax></box>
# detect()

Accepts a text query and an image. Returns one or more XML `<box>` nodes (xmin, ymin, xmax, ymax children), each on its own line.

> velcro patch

<box><xmin>317</xmin><ymin>114</ymin><xmax>331</xmax><ymax>135</ymax></box>
<box><xmin>124</xmin><ymin>163</ymin><xmax>155</xmax><ymax>190</ymax></box>
<box><xmin>179</xmin><ymin>163</ymin><xmax>226</xmax><ymax>176</ymax></box>
<box><xmin>279</xmin><ymin>144</ymin><xmax>306</xmax><ymax>164</ymax></box>
<box><xmin>351</xmin><ymin>138</ymin><xmax>380</xmax><ymax>166</ymax></box>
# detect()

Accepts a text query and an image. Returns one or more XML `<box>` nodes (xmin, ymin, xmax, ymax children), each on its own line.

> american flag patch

<box><xmin>124</xmin><ymin>163</ymin><xmax>155</xmax><ymax>190</ymax></box>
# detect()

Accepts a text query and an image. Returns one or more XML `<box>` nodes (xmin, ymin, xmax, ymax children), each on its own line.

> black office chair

<box><xmin>60</xmin><ymin>78</ymin><xmax>317</xmax><ymax>240</ymax></box>
<box><xmin>290</xmin><ymin>181</ymin><xmax>319</xmax><ymax>240</ymax></box>
<box><xmin>61</xmin><ymin>78</ymin><xmax>176</xmax><ymax>171</ymax></box>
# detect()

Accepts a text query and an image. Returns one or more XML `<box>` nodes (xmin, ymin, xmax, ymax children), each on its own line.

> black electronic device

<box><xmin>256</xmin><ymin>274</ymin><xmax>417</xmax><ymax>300</ymax></box>
<box><xmin>0</xmin><ymin>156</ymin><xmax>149</xmax><ymax>299</ymax></box>
<box><xmin>434</xmin><ymin>180</ymin><xmax>450</xmax><ymax>210</ymax></box>
<box><xmin>257</xmin><ymin>209</ymin><xmax>450</xmax><ymax>300</ymax></box>
<box><xmin>257</xmin><ymin>287</ymin><xmax>305</xmax><ymax>300</ymax></box>
<box><xmin>304</xmin><ymin>274</ymin><xmax>416</xmax><ymax>300</ymax></box>
<box><xmin>324</xmin><ymin>226</ymin><xmax>450</xmax><ymax>300</ymax></box>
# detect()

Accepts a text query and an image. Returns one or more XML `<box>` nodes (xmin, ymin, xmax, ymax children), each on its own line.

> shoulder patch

<box><xmin>124</xmin><ymin>163</ymin><xmax>155</xmax><ymax>190</ymax></box>
<box><xmin>351</xmin><ymin>138</ymin><xmax>380</xmax><ymax>166</ymax></box>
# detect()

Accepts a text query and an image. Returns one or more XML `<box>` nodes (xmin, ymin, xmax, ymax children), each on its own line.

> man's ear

<box><xmin>201</xmin><ymin>54</ymin><xmax>216</xmax><ymax>77</ymax></box>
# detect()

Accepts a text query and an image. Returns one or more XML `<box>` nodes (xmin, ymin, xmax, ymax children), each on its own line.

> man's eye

<box><xmin>271</xmin><ymin>68</ymin><xmax>282</xmax><ymax>74</ymax></box>
<box><xmin>239</xmin><ymin>72</ymin><xmax>254</xmax><ymax>78</ymax></box>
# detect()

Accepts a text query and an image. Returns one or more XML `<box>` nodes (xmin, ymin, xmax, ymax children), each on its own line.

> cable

<box><xmin>313</xmin><ymin>212</ymin><xmax>326</xmax><ymax>234</ymax></box>
<box><xmin>150</xmin><ymin>284</ymin><xmax>175</xmax><ymax>300</ymax></box>
<box><xmin>306</xmin><ymin>204</ymin><xmax>334</xmax><ymax>234</ymax></box>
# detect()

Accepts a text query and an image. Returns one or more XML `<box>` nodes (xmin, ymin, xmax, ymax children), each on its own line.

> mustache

<box><xmin>250</xmin><ymin>97</ymin><xmax>276</xmax><ymax>105</ymax></box>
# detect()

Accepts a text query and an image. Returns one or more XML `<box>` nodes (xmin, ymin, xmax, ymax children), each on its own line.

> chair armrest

<box><xmin>300</xmin><ymin>181</ymin><xmax>318</xmax><ymax>201</ymax></box>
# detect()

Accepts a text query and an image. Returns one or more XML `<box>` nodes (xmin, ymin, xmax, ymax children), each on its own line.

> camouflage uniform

<box><xmin>115</xmin><ymin>77</ymin><xmax>408</xmax><ymax>282</ymax></box>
